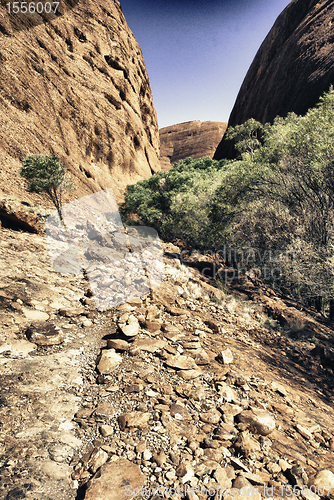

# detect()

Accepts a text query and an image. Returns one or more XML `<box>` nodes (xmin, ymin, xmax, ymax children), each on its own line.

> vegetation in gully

<box><xmin>120</xmin><ymin>88</ymin><xmax>334</xmax><ymax>317</ymax></box>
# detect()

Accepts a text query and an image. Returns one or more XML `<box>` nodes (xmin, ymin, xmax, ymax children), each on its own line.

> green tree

<box><xmin>210</xmin><ymin>87</ymin><xmax>334</xmax><ymax>311</ymax></box>
<box><xmin>20</xmin><ymin>154</ymin><xmax>73</xmax><ymax>225</ymax></box>
<box><xmin>225</xmin><ymin>118</ymin><xmax>263</xmax><ymax>157</ymax></box>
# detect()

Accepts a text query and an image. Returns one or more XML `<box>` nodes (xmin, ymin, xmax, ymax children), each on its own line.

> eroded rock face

<box><xmin>160</xmin><ymin>121</ymin><xmax>227</xmax><ymax>170</ymax></box>
<box><xmin>214</xmin><ymin>0</ymin><xmax>334</xmax><ymax>159</ymax></box>
<box><xmin>0</xmin><ymin>0</ymin><xmax>160</xmax><ymax>204</ymax></box>
<box><xmin>0</xmin><ymin>200</ymin><xmax>42</xmax><ymax>233</ymax></box>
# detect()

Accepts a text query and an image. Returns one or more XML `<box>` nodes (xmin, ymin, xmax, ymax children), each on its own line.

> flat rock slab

<box><xmin>107</xmin><ymin>339</ymin><xmax>130</xmax><ymax>351</ymax></box>
<box><xmin>189</xmin><ymin>348</ymin><xmax>210</xmax><ymax>365</ymax></box>
<box><xmin>177</xmin><ymin>368</ymin><xmax>203</xmax><ymax>380</ymax></box>
<box><xmin>200</xmin><ymin>409</ymin><xmax>222</xmax><ymax>424</ymax></box>
<box><xmin>59</xmin><ymin>307</ymin><xmax>85</xmax><ymax>317</ymax></box>
<box><xmin>165</xmin><ymin>354</ymin><xmax>198</xmax><ymax>370</ymax></box>
<box><xmin>26</xmin><ymin>323</ymin><xmax>64</xmax><ymax>345</ymax></box>
<box><xmin>22</xmin><ymin>308</ymin><xmax>50</xmax><ymax>322</ymax></box>
<box><xmin>94</xmin><ymin>404</ymin><xmax>116</xmax><ymax>419</ymax></box>
<box><xmin>129</xmin><ymin>338</ymin><xmax>166</xmax><ymax>354</ymax></box>
<box><xmin>85</xmin><ymin>458</ymin><xmax>146</xmax><ymax>500</ymax></box>
<box><xmin>9</xmin><ymin>339</ymin><xmax>37</xmax><ymax>356</ymax></box>
<box><xmin>118</xmin><ymin>412</ymin><xmax>151</xmax><ymax>431</ymax></box>
<box><xmin>163</xmin><ymin>331</ymin><xmax>183</xmax><ymax>341</ymax></box>
<box><xmin>170</xmin><ymin>403</ymin><xmax>191</xmax><ymax>421</ymax></box>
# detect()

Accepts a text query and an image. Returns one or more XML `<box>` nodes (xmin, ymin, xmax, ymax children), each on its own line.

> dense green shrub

<box><xmin>120</xmin><ymin>156</ymin><xmax>230</xmax><ymax>248</ymax></box>
<box><xmin>210</xmin><ymin>86</ymin><xmax>334</xmax><ymax>306</ymax></box>
<box><xmin>121</xmin><ymin>87</ymin><xmax>334</xmax><ymax>313</ymax></box>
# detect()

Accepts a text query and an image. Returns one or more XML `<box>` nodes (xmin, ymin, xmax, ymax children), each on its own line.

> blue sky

<box><xmin>120</xmin><ymin>0</ymin><xmax>291</xmax><ymax>128</ymax></box>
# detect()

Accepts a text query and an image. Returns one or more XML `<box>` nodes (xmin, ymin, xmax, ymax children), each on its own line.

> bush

<box><xmin>120</xmin><ymin>88</ymin><xmax>334</xmax><ymax>313</ymax></box>
<box><xmin>210</xmin><ymin>86</ymin><xmax>334</xmax><ymax>306</ymax></box>
<box><xmin>120</xmin><ymin>156</ymin><xmax>230</xmax><ymax>248</ymax></box>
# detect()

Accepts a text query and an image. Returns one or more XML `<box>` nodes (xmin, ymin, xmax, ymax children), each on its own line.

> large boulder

<box><xmin>160</xmin><ymin>120</ymin><xmax>227</xmax><ymax>170</ymax></box>
<box><xmin>0</xmin><ymin>0</ymin><xmax>160</xmax><ymax>205</ymax></box>
<box><xmin>214</xmin><ymin>0</ymin><xmax>334</xmax><ymax>159</ymax></box>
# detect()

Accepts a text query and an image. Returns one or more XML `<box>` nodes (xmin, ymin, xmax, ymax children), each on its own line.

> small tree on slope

<box><xmin>20</xmin><ymin>154</ymin><xmax>73</xmax><ymax>225</ymax></box>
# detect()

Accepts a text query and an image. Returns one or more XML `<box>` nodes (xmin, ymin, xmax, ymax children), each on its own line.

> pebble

<box><xmin>219</xmin><ymin>348</ymin><xmax>234</xmax><ymax>364</ymax></box>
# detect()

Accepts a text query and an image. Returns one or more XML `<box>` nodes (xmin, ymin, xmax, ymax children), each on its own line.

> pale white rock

<box><xmin>10</xmin><ymin>340</ymin><xmax>37</xmax><ymax>357</ymax></box>
<box><xmin>40</xmin><ymin>460</ymin><xmax>72</xmax><ymax>480</ymax></box>
<box><xmin>22</xmin><ymin>308</ymin><xmax>49</xmax><ymax>321</ymax></box>
<box><xmin>219</xmin><ymin>348</ymin><xmax>233</xmax><ymax>364</ymax></box>
<box><xmin>117</xmin><ymin>303</ymin><xmax>134</xmax><ymax>312</ymax></box>
<box><xmin>311</xmin><ymin>470</ymin><xmax>334</xmax><ymax>496</ymax></box>
<box><xmin>166</xmin><ymin>470</ymin><xmax>177</xmax><ymax>481</ymax></box>
<box><xmin>100</xmin><ymin>425</ymin><xmax>114</xmax><ymax>437</ymax></box>
<box><xmin>97</xmin><ymin>349</ymin><xmax>123</xmax><ymax>374</ymax></box>
<box><xmin>143</xmin><ymin>449</ymin><xmax>152</xmax><ymax>461</ymax></box>
<box><xmin>238</xmin><ymin>409</ymin><xmax>276</xmax><ymax>436</ymax></box>
<box><xmin>82</xmin><ymin>318</ymin><xmax>93</xmax><ymax>327</ymax></box>
<box><xmin>120</xmin><ymin>315</ymin><xmax>140</xmax><ymax>337</ymax></box>
<box><xmin>182</xmin><ymin>468</ymin><xmax>195</xmax><ymax>484</ymax></box>
<box><xmin>301</xmin><ymin>489</ymin><xmax>320</xmax><ymax>500</ymax></box>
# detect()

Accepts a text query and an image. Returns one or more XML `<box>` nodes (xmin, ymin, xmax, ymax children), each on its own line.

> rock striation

<box><xmin>214</xmin><ymin>0</ymin><xmax>334</xmax><ymax>159</ymax></box>
<box><xmin>160</xmin><ymin>120</ymin><xmax>227</xmax><ymax>170</ymax></box>
<box><xmin>0</xmin><ymin>0</ymin><xmax>160</xmax><ymax>205</ymax></box>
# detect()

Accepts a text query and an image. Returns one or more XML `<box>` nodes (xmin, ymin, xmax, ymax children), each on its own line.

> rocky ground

<box><xmin>0</xmin><ymin>227</ymin><xmax>334</xmax><ymax>500</ymax></box>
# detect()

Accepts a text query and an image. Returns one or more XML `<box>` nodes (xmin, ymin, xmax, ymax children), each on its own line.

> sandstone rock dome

<box><xmin>214</xmin><ymin>0</ymin><xmax>334</xmax><ymax>159</ymax></box>
<box><xmin>159</xmin><ymin>120</ymin><xmax>227</xmax><ymax>170</ymax></box>
<box><xmin>0</xmin><ymin>0</ymin><xmax>160</xmax><ymax>205</ymax></box>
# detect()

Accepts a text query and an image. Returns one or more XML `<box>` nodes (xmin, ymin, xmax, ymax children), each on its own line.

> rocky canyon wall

<box><xmin>0</xmin><ymin>0</ymin><xmax>160</xmax><ymax>205</ymax></box>
<box><xmin>214</xmin><ymin>0</ymin><xmax>334</xmax><ymax>159</ymax></box>
<box><xmin>160</xmin><ymin>121</ymin><xmax>227</xmax><ymax>170</ymax></box>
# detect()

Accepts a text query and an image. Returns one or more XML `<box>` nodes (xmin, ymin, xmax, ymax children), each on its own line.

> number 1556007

<box><xmin>6</xmin><ymin>2</ymin><xmax>59</xmax><ymax>14</ymax></box>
